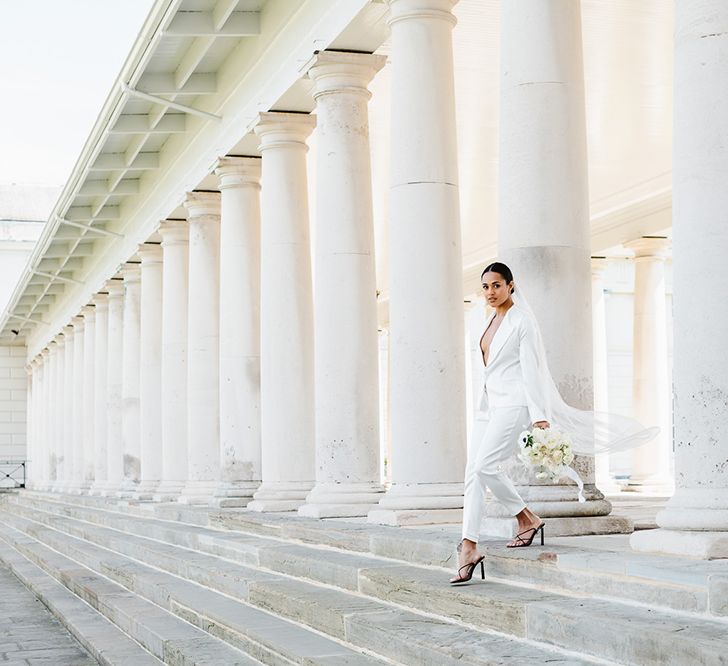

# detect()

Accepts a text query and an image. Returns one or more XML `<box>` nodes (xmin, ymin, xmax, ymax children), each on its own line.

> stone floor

<box><xmin>0</xmin><ymin>563</ymin><xmax>97</xmax><ymax>666</ymax></box>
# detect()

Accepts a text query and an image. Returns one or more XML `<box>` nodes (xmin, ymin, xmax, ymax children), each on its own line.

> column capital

<box><xmin>40</xmin><ymin>348</ymin><xmax>50</xmax><ymax>360</ymax></box>
<box><xmin>121</xmin><ymin>263</ymin><xmax>142</xmax><ymax>282</ymax></box>
<box><xmin>159</xmin><ymin>219</ymin><xmax>189</xmax><ymax>246</ymax></box>
<box><xmin>137</xmin><ymin>243</ymin><xmax>163</xmax><ymax>264</ymax></box>
<box><xmin>387</xmin><ymin>0</ymin><xmax>458</xmax><ymax>27</ymax></box>
<box><xmin>91</xmin><ymin>292</ymin><xmax>109</xmax><ymax>309</ymax></box>
<box><xmin>307</xmin><ymin>51</ymin><xmax>386</xmax><ymax>100</ymax></box>
<box><xmin>71</xmin><ymin>315</ymin><xmax>85</xmax><ymax>332</ymax></box>
<box><xmin>254</xmin><ymin>112</ymin><xmax>316</xmax><ymax>151</ymax></box>
<box><xmin>106</xmin><ymin>279</ymin><xmax>125</xmax><ymax>298</ymax></box>
<box><xmin>184</xmin><ymin>191</ymin><xmax>221</xmax><ymax>220</ymax></box>
<box><xmin>81</xmin><ymin>305</ymin><xmax>95</xmax><ymax>319</ymax></box>
<box><xmin>53</xmin><ymin>334</ymin><xmax>65</xmax><ymax>349</ymax></box>
<box><xmin>214</xmin><ymin>156</ymin><xmax>262</xmax><ymax>190</ymax></box>
<box><xmin>62</xmin><ymin>324</ymin><xmax>74</xmax><ymax>336</ymax></box>
<box><xmin>625</xmin><ymin>236</ymin><xmax>671</xmax><ymax>260</ymax></box>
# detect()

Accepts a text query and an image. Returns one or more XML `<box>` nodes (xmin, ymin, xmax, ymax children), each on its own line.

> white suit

<box><xmin>462</xmin><ymin>304</ymin><xmax>550</xmax><ymax>542</ymax></box>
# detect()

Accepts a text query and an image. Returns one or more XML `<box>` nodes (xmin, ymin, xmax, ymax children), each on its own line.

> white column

<box><xmin>213</xmin><ymin>157</ymin><xmax>262</xmax><ymax>507</ymax></box>
<box><xmin>34</xmin><ymin>343</ymin><xmax>51</xmax><ymax>490</ymax></box>
<box><xmin>632</xmin><ymin>2</ymin><xmax>728</xmax><ymax>558</ymax></box>
<box><xmin>102</xmin><ymin>279</ymin><xmax>125</xmax><ymax>495</ymax></box>
<box><xmin>178</xmin><ymin>192</ymin><xmax>221</xmax><ymax>504</ymax></box>
<box><xmin>69</xmin><ymin>315</ymin><xmax>85</xmax><ymax>492</ymax></box>
<box><xmin>89</xmin><ymin>293</ymin><xmax>109</xmax><ymax>495</ymax></box>
<box><xmin>247</xmin><ymin>112</ymin><xmax>316</xmax><ymax>512</ymax></box>
<box><xmin>78</xmin><ymin>305</ymin><xmax>96</xmax><ymax>492</ymax></box>
<box><xmin>119</xmin><ymin>263</ymin><xmax>141</xmax><ymax>496</ymax></box>
<box><xmin>369</xmin><ymin>0</ymin><xmax>466</xmax><ymax>526</ymax></box>
<box><xmin>154</xmin><ymin>221</ymin><xmax>189</xmax><ymax>501</ymax></box>
<box><xmin>591</xmin><ymin>257</ymin><xmax>616</xmax><ymax>491</ymax></box>
<box><xmin>135</xmin><ymin>243</ymin><xmax>164</xmax><ymax>499</ymax></box>
<box><xmin>300</xmin><ymin>51</ymin><xmax>386</xmax><ymax>518</ymax></box>
<box><xmin>50</xmin><ymin>335</ymin><xmax>64</xmax><ymax>490</ymax></box>
<box><xmin>37</xmin><ymin>349</ymin><xmax>50</xmax><ymax>489</ymax></box>
<box><xmin>26</xmin><ymin>359</ymin><xmax>37</xmax><ymax>489</ymax></box>
<box><xmin>57</xmin><ymin>323</ymin><xmax>75</xmax><ymax>491</ymax></box>
<box><xmin>495</xmin><ymin>0</ymin><xmax>621</xmax><ymax>535</ymax></box>
<box><xmin>626</xmin><ymin>237</ymin><xmax>672</xmax><ymax>491</ymax></box>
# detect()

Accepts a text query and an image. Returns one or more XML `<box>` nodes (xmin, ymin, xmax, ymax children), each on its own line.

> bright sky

<box><xmin>0</xmin><ymin>0</ymin><xmax>155</xmax><ymax>188</ymax></box>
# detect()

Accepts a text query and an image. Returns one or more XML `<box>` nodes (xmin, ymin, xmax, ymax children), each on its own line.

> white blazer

<box><xmin>476</xmin><ymin>304</ymin><xmax>550</xmax><ymax>424</ymax></box>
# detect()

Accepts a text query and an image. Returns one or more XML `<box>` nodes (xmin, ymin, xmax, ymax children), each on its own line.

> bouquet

<box><xmin>518</xmin><ymin>425</ymin><xmax>585</xmax><ymax>502</ymax></box>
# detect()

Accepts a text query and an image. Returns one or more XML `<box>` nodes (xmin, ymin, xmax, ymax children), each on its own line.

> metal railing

<box><xmin>0</xmin><ymin>459</ymin><xmax>26</xmax><ymax>489</ymax></box>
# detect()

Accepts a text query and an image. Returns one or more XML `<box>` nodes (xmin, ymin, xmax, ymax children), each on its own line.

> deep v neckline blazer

<box><xmin>476</xmin><ymin>305</ymin><xmax>550</xmax><ymax>424</ymax></box>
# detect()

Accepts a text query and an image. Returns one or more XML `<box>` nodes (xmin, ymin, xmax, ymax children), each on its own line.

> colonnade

<box><xmin>21</xmin><ymin>0</ymin><xmax>728</xmax><ymax>554</ymax></box>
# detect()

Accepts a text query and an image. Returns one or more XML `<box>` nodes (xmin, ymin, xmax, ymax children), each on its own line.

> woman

<box><xmin>450</xmin><ymin>261</ymin><xmax>658</xmax><ymax>585</ymax></box>
<box><xmin>450</xmin><ymin>262</ymin><xmax>547</xmax><ymax>585</ymax></box>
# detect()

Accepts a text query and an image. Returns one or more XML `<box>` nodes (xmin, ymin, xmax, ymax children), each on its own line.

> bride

<box><xmin>450</xmin><ymin>261</ymin><xmax>658</xmax><ymax>585</ymax></box>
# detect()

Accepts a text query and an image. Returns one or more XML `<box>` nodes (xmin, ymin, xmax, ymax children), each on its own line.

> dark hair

<box><xmin>481</xmin><ymin>261</ymin><xmax>515</xmax><ymax>293</ymax></box>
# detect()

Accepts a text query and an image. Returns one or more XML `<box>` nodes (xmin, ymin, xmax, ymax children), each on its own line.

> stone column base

<box><xmin>630</xmin><ymin>529</ymin><xmax>728</xmax><ymax>560</ymax></box>
<box><xmin>298</xmin><ymin>482</ymin><xmax>385</xmax><ymax>519</ymax></box>
<box><xmin>482</xmin><ymin>514</ymin><xmax>633</xmax><ymax>539</ymax></box>
<box><xmin>210</xmin><ymin>481</ymin><xmax>260</xmax><ymax>508</ymax></box>
<box><xmin>97</xmin><ymin>481</ymin><xmax>123</xmax><ymax>497</ymax></box>
<box><xmin>367</xmin><ymin>482</ymin><xmax>464</xmax><ymax>526</ymax></box>
<box><xmin>151</xmin><ymin>480</ymin><xmax>186</xmax><ymax>502</ymax></box>
<box><xmin>116</xmin><ymin>478</ymin><xmax>140</xmax><ymax>499</ymax></box>
<box><xmin>87</xmin><ymin>482</ymin><xmax>108</xmax><ymax>496</ymax></box>
<box><xmin>247</xmin><ymin>481</ymin><xmax>313</xmax><ymax>513</ymax></box>
<box><xmin>178</xmin><ymin>480</ymin><xmax>218</xmax><ymax>505</ymax></box>
<box><xmin>130</xmin><ymin>480</ymin><xmax>160</xmax><ymax>501</ymax></box>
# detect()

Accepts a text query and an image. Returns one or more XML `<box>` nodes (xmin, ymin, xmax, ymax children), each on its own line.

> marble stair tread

<box><xmin>0</xmin><ymin>501</ymin><xmax>603</xmax><ymax>665</ymax></box>
<box><xmin>0</xmin><ymin>509</ymin><xmax>389</xmax><ymax>665</ymax></box>
<box><xmin>0</xmin><ymin>538</ymin><xmax>162</xmax><ymax>666</ymax></box>
<box><xmin>9</xmin><ymin>493</ymin><xmax>722</xmax><ymax>616</ymax></box>
<box><xmin>344</xmin><ymin>609</ymin><xmax>595</xmax><ymax>666</ymax></box>
<box><xmin>0</xmin><ymin>521</ymin><xmax>261</xmax><ymax>665</ymax></box>
<box><xmin>244</xmin><ymin>578</ymin><xmax>598</xmax><ymax>666</ymax></box>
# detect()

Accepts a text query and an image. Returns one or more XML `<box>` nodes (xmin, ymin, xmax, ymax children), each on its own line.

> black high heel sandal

<box><xmin>449</xmin><ymin>540</ymin><xmax>486</xmax><ymax>584</ymax></box>
<box><xmin>507</xmin><ymin>522</ymin><xmax>545</xmax><ymax>548</ymax></box>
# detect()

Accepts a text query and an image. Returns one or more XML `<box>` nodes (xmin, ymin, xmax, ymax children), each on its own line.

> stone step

<box><xmin>0</xmin><ymin>540</ymin><xmax>160</xmax><ymax>666</ymax></box>
<box><xmin>0</xmin><ymin>519</ymin><xmax>264</xmax><ymax>665</ymax></box>
<box><xmin>8</xmin><ymin>499</ymin><xmax>728</xmax><ymax>666</ymax></box>
<box><xmin>0</xmin><ymin>510</ymin><xmax>387</xmax><ymax>666</ymax></box>
<box><xmin>0</xmin><ymin>501</ymin><xmax>601</xmax><ymax>665</ymax></box>
<box><xmin>10</xmin><ymin>492</ymin><xmax>722</xmax><ymax>618</ymax></box>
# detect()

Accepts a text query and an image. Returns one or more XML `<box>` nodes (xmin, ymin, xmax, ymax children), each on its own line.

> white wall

<box><xmin>0</xmin><ymin>346</ymin><xmax>27</xmax><ymax>486</ymax></box>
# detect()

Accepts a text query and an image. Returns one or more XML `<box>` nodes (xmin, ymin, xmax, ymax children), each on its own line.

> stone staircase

<box><xmin>0</xmin><ymin>492</ymin><xmax>726</xmax><ymax>666</ymax></box>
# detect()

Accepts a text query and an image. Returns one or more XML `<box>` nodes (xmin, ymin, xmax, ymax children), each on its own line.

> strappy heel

<box><xmin>507</xmin><ymin>522</ymin><xmax>545</xmax><ymax>548</ymax></box>
<box><xmin>450</xmin><ymin>540</ymin><xmax>486</xmax><ymax>584</ymax></box>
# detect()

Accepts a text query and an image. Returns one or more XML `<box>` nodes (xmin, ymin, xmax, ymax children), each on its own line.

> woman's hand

<box><xmin>533</xmin><ymin>420</ymin><xmax>550</xmax><ymax>429</ymax></box>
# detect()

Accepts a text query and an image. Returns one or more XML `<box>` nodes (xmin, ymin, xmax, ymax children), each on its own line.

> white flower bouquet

<box><xmin>518</xmin><ymin>425</ymin><xmax>585</xmax><ymax>501</ymax></box>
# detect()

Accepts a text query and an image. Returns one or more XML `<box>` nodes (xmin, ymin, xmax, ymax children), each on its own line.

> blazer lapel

<box><xmin>485</xmin><ymin>309</ymin><xmax>515</xmax><ymax>367</ymax></box>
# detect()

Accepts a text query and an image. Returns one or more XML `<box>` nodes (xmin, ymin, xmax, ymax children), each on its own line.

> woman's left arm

<box><xmin>519</xmin><ymin>315</ymin><xmax>551</xmax><ymax>425</ymax></box>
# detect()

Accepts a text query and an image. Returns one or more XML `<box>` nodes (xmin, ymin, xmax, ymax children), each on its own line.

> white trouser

<box><xmin>462</xmin><ymin>405</ymin><xmax>530</xmax><ymax>542</ymax></box>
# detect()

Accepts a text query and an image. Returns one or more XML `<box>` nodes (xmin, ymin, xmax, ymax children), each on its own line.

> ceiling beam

<box><xmin>57</xmin><ymin>218</ymin><xmax>124</xmax><ymax>239</ymax></box>
<box><xmin>175</xmin><ymin>36</ymin><xmax>215</xmax><ymax>89</ymax></box>
<box><xmin>121</xmin><ymin>83</ymin><xmax>222</xmax><ymax>121</ymax></box>
<box><xmin>164</xmin><ymin>11</ymin><xmax>260</xmax><ymax>37</ymax></box>
<box><xmin>110</xmin><ymin>114</ymin><xmax>187</xmax><ymax>134</ymax></box>
<box><xmin>32</xmin><ymin>270</ymin><xmax>83</xmax><ymax>286</ymax></box>
<box><xmin>136</xmin><ymin>72</ymin><xmax>217</xmax><ymax>95</ymax></box>
<box><xmin>78</xmin><ymin>179</ymin><xmax>140</xmax><ymax>196</ymax></box>
<box><xmin>65</xmin><ymin>205</ymin><xmax>120</xmax><ymax>222</ymax></box>
<box><xmin>89</xmin><ymin>153</ymin><xmax>159</xmax><ymax>171</ymax></box>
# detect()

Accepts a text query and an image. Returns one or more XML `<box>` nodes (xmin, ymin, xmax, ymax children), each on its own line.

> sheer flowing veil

<box><xmin>511</xmin><ymin>287</ymin><xmax>660</xmax><ymax>456</ymax></box>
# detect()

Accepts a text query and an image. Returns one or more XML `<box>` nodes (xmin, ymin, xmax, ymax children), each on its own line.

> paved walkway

<box><xmin>0</xmin><ymin>563</ymin><xmax>97</xmax><ymax>666</ymax></box>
